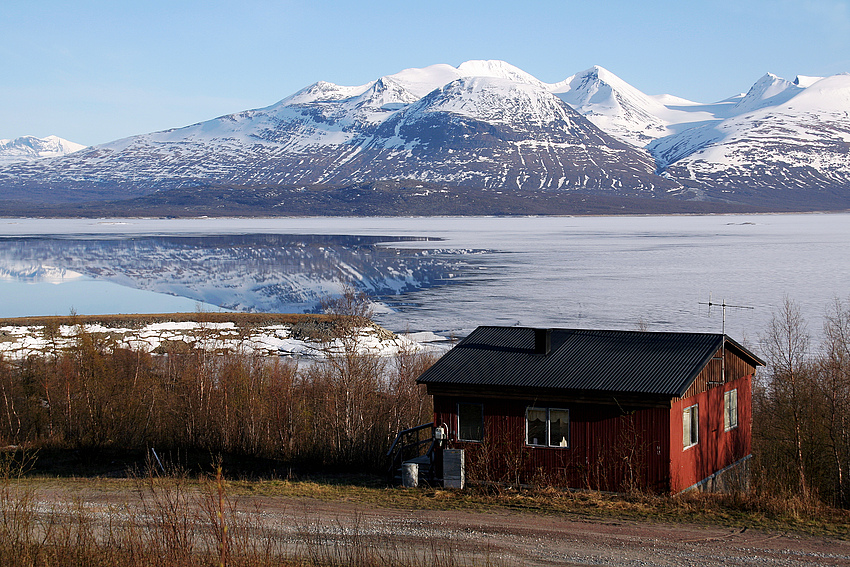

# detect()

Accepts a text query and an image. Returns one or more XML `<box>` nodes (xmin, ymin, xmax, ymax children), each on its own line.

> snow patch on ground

<box><xmin>0</xmin><ymin>319</ymin><xmax>449</xmax><ymax>361</ymax></box>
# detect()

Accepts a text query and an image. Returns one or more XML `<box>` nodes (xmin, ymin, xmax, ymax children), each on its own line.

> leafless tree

<box><xmin>760</xmin><ymin>296</ymin><xmax>813</xmax><ymax>499</ymax></box>
<box><xmin>819</xmin><ymin>298</ymin><xmax>850</xmax><ymax>505</ymax></box>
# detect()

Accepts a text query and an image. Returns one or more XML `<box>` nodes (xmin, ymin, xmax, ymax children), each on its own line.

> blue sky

<box><xmin>2</xmin><ymin>0</ymin><xmax>849</xmax><ymax>146</ymax></box>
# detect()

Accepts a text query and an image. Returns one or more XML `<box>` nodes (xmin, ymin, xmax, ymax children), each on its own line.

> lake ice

<box><xmin>0</xmin><ymin>213</ymin><xmax>847</xmax><ymax>353</ymax></box>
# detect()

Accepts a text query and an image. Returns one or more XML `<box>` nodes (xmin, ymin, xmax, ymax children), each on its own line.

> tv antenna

<box><xmin>699</xmin><ymin>293</ymin><xmax>754</xmax><ymax>336</ymax></box>
<box><xmin>699</xmin><ymin>293</ymin><xmax>754</xmax><ymax>383</ymax></box>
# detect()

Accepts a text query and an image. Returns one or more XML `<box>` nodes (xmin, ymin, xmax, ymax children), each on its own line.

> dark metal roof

<box><xmin>417</xmin><ymin>327</ymin><xmax>764</xmax><ymax>398</ymax></box>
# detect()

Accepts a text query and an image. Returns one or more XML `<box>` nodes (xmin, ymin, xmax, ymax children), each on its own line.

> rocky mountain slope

<box><xmin>1</xmin><ymin>61</ymin><xmax>848</xmax><ymax>211</ymax></box>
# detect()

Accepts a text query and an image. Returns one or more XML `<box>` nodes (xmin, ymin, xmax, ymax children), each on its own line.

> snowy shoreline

<box><xmin>0</xmin><ymin>316</ymin><xmax>453</xmax><ymax>362</ymax></box>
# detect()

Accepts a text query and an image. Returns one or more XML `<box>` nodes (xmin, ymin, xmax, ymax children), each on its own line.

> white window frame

<box><xmin>724</xmin><ymin>389</ymin><xmax>738</xmax><ymax>431</ymax></box>
<box><xmin>525</xmin><ymin>407</ymin><xmax>570</xmax><ymax>448</ymax></box>
<box><xmin>683</xmin><ymin>403</ymin><xmax>699</xmax><ymax>449</ymax></box>
<box><xmin>457</xmin><ymin>402</ymin><xmax>484</xmax><ymax>442</ymax></box>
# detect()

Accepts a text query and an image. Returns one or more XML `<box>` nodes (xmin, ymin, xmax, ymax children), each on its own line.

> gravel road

<box><xmin>28</xmin><ymin>486</ymin><xmax>849</xmax><ymax>567</ymax></box>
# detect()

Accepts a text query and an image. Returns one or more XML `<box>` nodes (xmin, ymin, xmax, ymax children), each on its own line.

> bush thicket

<box><xmin>753</xmin><ymin>297</ymin><xmax>850</xmax><ymax>507</ymax></box>
<box><xmin>0</xmin><ymin>317</ymin><xmax>435</xmax><ymax>474</ymax></box>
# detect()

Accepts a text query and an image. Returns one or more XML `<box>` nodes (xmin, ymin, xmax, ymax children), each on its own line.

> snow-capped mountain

<box><xmin>650</xmin><ymin>73</ymin><xmax>850</xmax><ymax>206</ymax></box>
<box><xmin>1</xmin><ymin>61</ymin><xmax>849</xmax><ymax>211</ymax></box>
<box><xmin>549</xmin><ymin>66</ymin><xmax>746</xmax><ymax>148</ymax></box>
<box><xmin>551</xmin><ymin>66</ymin><xmax>672</xmax><ymax>147</ymax></box>
<box><xmin>541</xmin><ymin>65</ymin><xmax>850</xmax><ymax>207</ymax></box>
<box><xmin>645</xmin><ymin>72</ymin><xmax>813</xmax><ymax>170</ymax></box>
<box><xmin>0</xmin><ymin>135</ymin><xmax>86</xmax><ymax>166</ymax></box>
<box><xmin>731</xmin><ymin>72</ymin><xmax>804</xmax><ymax>114</ymax></box>
<box><xmin>0</xmin><ymin>61</ymin><xmax>678</xmax><ymax>203</ymax></box>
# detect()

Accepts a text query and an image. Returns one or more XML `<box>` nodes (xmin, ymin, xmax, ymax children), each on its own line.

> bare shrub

<box><xmin>0</xmin><ymin>309</ymin><xmax>434</xmax><ymax>479</ymax></box>
<box><xmin>754</xmin><ymin>296</ymin><xmax>850</xmax><ymax>508</ymax></box>
<box><xmin>0</xmin><ymin>452</ymin><xmax>39</xmax><ymax>565</ymax></box>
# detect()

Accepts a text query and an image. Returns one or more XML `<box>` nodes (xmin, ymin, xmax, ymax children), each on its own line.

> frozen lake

<box><xmin>1</xmin><ymin>213</ymin><xmax>848</xmax><ymax>352</ymax></box>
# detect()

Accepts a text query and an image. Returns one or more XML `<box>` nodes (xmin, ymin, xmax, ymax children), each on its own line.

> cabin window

<box><xmin>724</xmin><ymin>389</ymin><xmax>738</xmax><ymax>431</ymax></box>
<box><xmin>457</xmin><ymin>403</ymin><xmax>484</xmax><ymax>442</ymax></box>
<box><xmin>526</xmin><ymin>407</ymin><xmax>570</xmax><ymax>448</ymax></box>
<box><xmin>683</xmin><ymin>403</ymin><xmax>699</xmax><ymax>449</ymax></box>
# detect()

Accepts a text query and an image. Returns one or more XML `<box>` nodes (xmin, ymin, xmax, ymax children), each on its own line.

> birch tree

<box><xmin>760</xmin><ymin>297</ymin><xmax>813</xmax><ymax>499</ymax></box>
<box><xmin>820</xmin><ymin>298</ymin><xmax>850</xmax><ymax>506</ymax></box>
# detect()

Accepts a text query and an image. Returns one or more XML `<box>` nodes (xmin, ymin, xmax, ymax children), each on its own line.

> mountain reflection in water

<box><xmin>0</xmin><ymin>234</ymin><xmax>486</xmax><ymax>315</ymax></box>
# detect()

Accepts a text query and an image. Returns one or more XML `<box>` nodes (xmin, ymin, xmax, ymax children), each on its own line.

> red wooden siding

<box><xmin>669</xmin><ymin>373</ymin><xmax>752</xmax><ymax>492</ymax></box>
<box><xmin>678</xmin><ymin>346</ymin><xmax>758</xmax><ymax>400</ymax></box>
<box><xmin>434</xmin><ymin>396</ymin><xmax>672</xmax><ymax>492</ymax></box>
<box><xmin>428</xmin><ymin>341</ymin><xmax>757</xmax><ymax>493</ymax></box>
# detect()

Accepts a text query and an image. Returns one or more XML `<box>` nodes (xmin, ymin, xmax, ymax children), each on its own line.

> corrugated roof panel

<box><xmin>417</xmin><ymin>327</ymin><xmax>758</xmax><ymax>397</ymax></box>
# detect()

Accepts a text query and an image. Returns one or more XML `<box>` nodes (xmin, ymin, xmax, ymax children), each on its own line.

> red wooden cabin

<box><xmin>416</xmin><ymin>327</ymin><xmax>764</xmax><ymax>493</ymax></box>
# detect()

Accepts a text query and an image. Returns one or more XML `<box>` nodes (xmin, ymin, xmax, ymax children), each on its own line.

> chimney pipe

<box><xmin>534</xmin><ymin>328</ymin><xmax>551</xmax><ymax>355</ymax></box>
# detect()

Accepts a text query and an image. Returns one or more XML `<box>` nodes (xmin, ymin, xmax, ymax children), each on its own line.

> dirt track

<box><xmin>274</xmin><ymin>499</ymin><xmax>849</xmax><ymax>566</ymax></box>
<box><xmin>33</xmin><ymin>487</ymin><xmax>850</xmax><ymax>567</ymax></box>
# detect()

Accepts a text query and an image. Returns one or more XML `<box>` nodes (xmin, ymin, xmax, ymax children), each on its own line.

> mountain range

<box><xmin>2</xmin><ymin>60</ymin><xmax>849</xmax><ymax>214</ymax></box>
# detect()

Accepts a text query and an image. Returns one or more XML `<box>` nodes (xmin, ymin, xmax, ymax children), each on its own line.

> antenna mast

<box><xmin>699</xmin><ymin>293</ymin><xmax>754</xmax><ymax>383</ymax></box>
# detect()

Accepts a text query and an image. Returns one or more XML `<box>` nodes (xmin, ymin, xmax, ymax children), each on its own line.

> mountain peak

<box><xmin>549</xmin><ymin>65</ymin><xmax>670</xmax><ymax>146</ymax></box>
<box><xmin>280</xmin><ymin>80</ymin><xmax>372</xmax><ymax>106</ymax></box>
<box><xmin>733</xmin><ymin>72</ymin><xmax>801</xmax><ymax>113</ymax></box>
<box><xmin>385</xmin><ymin>63</ymin><xmax>464</xmax><ymax>98</ymax></box>
<box><xmin>0</xmin><ymin>135</ymin><xmax>86</xmax><ymax>166</ymax></box>
<box><xmin>579</xmin><ymin>65</ymin><xmax>616</xmax><ymax>82</ymax></box>
<box><xmin>456</xmin><ymin>60</ymin><xmax>545</xmax><ymax>86</ymax></box>
<box><xmin>411</xmin><ymin>75</ymin><xmax>574</xmax><ymax>126</ymax></box>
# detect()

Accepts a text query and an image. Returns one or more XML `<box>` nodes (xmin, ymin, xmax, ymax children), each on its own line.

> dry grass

<box><xmin>0</xmin><ymin>312</ymin><xmax>364</xmax><ymax>344</ymax></box>
<box><xmin>1</xmin><ymin>459</ymin><xmax>507</xmax><ymax>567</ymax></box>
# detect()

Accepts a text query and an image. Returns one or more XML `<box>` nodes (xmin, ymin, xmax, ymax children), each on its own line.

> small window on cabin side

<box><xmin>549</xmin><ymin>409</ymin><xmax>570</xmax><ymax>447</ymax></box>
<box><xmin>724</xmin><ymin>389</ymin><xmax>738</xmax><ymax>431</ymax></box>
<box><xmin>457</xmin><ymin>403</ymin><xmax>483</xmax><ymax>442</ymax></box>
<box><xmin>526</xmin><ymin>407</ymin><xmax>570</xmax><ymax>448</ymax></box>
<box><xmin>526</xmin><ymin>408</ymin><xmax>547</xmax><ymax>446</ymax></box>
<box><xmin>683</xmin><ymin>404</ymin><xmax>699</xmax><ymax>449</ymax></box>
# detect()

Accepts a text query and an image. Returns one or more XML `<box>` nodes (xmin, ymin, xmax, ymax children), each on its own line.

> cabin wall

<box><xmin>433</xmin><ymin>396</ymin><xmax>671</xmax><ymax>492</ymax></box>
<box><xmin>679</xmin><ymin>346</ymin><xmax>757</xmax><ymax>400</ymax></box>
<box><xmin>669</xmin><ymin>373</ymin><xmax>752</xmax><ymax>493</ymax></box>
